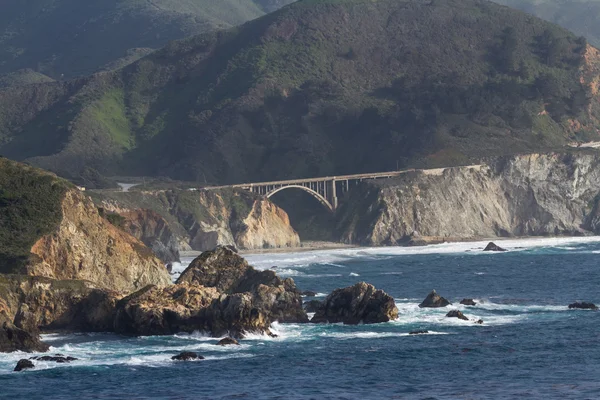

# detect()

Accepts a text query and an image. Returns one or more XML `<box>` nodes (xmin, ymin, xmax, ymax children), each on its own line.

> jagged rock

<box><xmin>409</xmin><ymin>330</ymin><xmax>429</xmax><ymax>335</ymax></box>
<box><xmin>216</xmin><ymin>337</ymin><xmax>239</xmax><ymax>346</ymax></box>
<box><xmin>446</xmin><ymin>310</ymin><xmax>469</xmax><ymax>320</ymax></box>
<box><xmin>172</xmin><ymin>352</ymin><xmax>203</xmax><ymax>361</ymax></box>
<box><xmin>568</xmin><ymin>302</ymin><xmax>598</xmax><ymax>310</ymax></box>
<box><xmin>302</xmin><ymin>291</ymin><xmax>318</xmax><ymax>297</ymax></box>
<box><xmin>418</xmin><ymin>290</ymin><xmax>451</xmax><ymax>308</ymax></box>
<box><xmin>304</xmin><ymin>300</ymin><xmax>322</xmax><ymax>313</ymax></box>
<box><xmin>177</xmin><ymin>246</ymin><xmax>307</xmax><ymax>323</ymax></box>
<box><xmin>460</xmin><ymin>298</ymin><xmax>477</xmax><ymax>306</ymax></box>
<box><xmin>0</xmin><ymin>319</ymin><xmax>49</xmax><ymax>353</ymax></box>
<box><xmin>483</xmin><ymin>242</ymin><xmax>507</xmax><ymax>252</ymax></box>
<box><xmin>311</xmin><ymin>282</ymin><xmax>399</xmax><ymax>325</ymax></box>
<box><xmin>14</xmin><ymin>359</ymin><xmax>35</xmax><ymax>372</ymax></box>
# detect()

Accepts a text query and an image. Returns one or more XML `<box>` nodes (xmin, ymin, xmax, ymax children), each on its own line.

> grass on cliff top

<box><xmin>0</xmin><ymin>158</ymin><xmax>71</xmax><ymax>273</ymax></box>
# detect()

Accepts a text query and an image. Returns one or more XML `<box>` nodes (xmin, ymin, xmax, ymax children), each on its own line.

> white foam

<box><xmin>243</xmin><ymin>236</ymin><xmax>600</xmax><ymax>269</ymax></box>
<box><xmin>349</xmin><ymin>272</ymin><xmax>360</xmax><ymax>277</ymax></box>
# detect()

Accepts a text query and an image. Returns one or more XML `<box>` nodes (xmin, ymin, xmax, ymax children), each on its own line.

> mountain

<box><xmin>0</xmin><ymin>0</ymin><xmax>296</xmax><ymax>81</ymax></box>
<box><xmin>494</xmin><ymin>0</ymin><xmax>600</xmax><ymax>48</ymax></box>
<box><xmin>0</xmin><ymin>0</ymin><xmax>599</xmax><ymax>185</ymax></box>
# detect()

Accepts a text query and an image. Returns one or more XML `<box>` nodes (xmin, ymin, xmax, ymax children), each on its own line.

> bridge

<box><xmin>205</xmin><ymin>170</ymin><xmax>417</xmax><ymax>212</ymax></box>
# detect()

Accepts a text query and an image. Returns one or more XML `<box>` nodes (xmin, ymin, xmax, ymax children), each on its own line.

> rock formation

<box><xmin>14</xmin><ymin>359</ymin><xmax>35</xmax><ymax>372</ymax></box>
<box><xmin>216</xmin><ymin>337</ymin><xmax>240</xmax><ymax>346</ymax></box>
<box><xmin>419</xmin><ymin>290</ymin><xmax>451</xmax><ymax>308</ymax></box>
<box><xmin>446</xmin><ymin>310</ymin><xmax>469</xmax><ymax>320</ymax></box>
<box><xmin>460</xmin><ymin>299</ymin><xmax>477</xmax><ymax>306</ymax></box>
<box><xmin>311</xmin><ymin>282</ymin><xmax>398</xmax><ymax>324</ymax></box>
<box><xmin>115</xmin><ymin>247</ymin><xmax>307</xmax><ymax>338</ymax></box>
<box><xmin>484</xmin><ymin>242</ymin><xmax>507</xmax><ymax>252</ymax></box>
<box><xmin>568</xmin><ymin>302</ymin><xmax>598</xmax><ymax>310</ymax></box>
<box><xmin>172</xmin><ymin>352</ymin><xmax>203</xmax><ymax>361</ymax></box>
<box><xmin>336</xmin><ymin>153</ymin><xmax>600</xmax><ymax>245</ymax></box>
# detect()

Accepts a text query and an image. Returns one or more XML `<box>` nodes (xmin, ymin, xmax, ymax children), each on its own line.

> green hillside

<box><xmin>0</xmin><ymin>0</ymin><xmax>599</xmax><ymax>185</ymax></box>
<box><xmin>495</xmin><ymin>0</ymin><xmax>600</xmax><ymax>48</ymax></box>
<box><xmin>0</xmin><ymin>0</ymin><xmax>296</xmax><ymax>80</ymax></box>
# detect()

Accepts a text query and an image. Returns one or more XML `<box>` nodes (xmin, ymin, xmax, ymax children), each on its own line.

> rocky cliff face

<box><xmin>27</xmin><ymin>190</ymin><xmax>171</xmax><ymax>293</ymax></box>
<box><xmin>95</xmin><ymin>188</ymin><xmax>300</xmax><ymax>253</ymax></box>
<box><xmin>336</xmin><ymin>152</ymin><xmax>600</xmax><ymax>245</ymax></box>
<box><xmin>119</xmin><ymin>209</ymin><xmax>181</xmax><ymax>263</ymax></box>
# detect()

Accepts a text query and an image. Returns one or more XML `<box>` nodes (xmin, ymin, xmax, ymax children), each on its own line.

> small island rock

<box><xmin>446</xmin><ymin>310</ymin><xmax>469</xmax><ymax>320</ymax></box>
<box><xmin>568</xmin><ymin>302</ymin><xmax>598</xmax><ymax>310</ymax></box>
<box><xmin>14</xmin><ymin>359</ymin><xmax>35</xmax><ymax>372</ymax></box>
<box><xmin>460</xmin><ymin>298</ymin><xmax>477</xmax><ymax>306</ymax></box>
<box><xmin>409</xmin><ymin>330</ymin><xmax>429</xmax><ymax>335</ymax></box>
<box><xmin>172</xmin><ymin>352</ymin><xmax>203</xmax><ymax>361</ymax></box>
<box><xmin>301</xmin><ymin>291</ymin><xmax>318</xmax><ymax>297</ymax></box>
<box><xmin>419</xmin><ymin>290</ymin><xmax>451</xmax><ymax>308</ymax></box>
<box><xmin>483</xmin><ymin>242</ymin><xmax>506</xmax><ymax>252</ymax></box>
<box><xmin>311</xmin><ymin>282</ymin><xmax>398</xmax><ymax>324</ymax></box>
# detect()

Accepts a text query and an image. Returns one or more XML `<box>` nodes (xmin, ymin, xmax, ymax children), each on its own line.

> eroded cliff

<box><xmin>94</xmin><ymin>188</ymin><xmax>300</xmax><ymax>254</ymax></box>
<box><xmin>336</xmin><ymin>152</ymin><xmax>600</xmax><ymax>245</ymax></box>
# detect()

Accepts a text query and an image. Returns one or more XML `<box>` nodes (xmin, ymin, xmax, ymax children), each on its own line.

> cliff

<box><xmin>93</xmin><ymin>188</ymin><xmax>300</xmax><ymax>254</ymax></box>
<box><xmin>0</xmin><ymin>158</ymin><xmax>171</xmax><ymax>292</ymax></box>
<box><xmin>336</xmin><ymin>152</ymin><xmax>600</xmax><ymax>245</ymax></box>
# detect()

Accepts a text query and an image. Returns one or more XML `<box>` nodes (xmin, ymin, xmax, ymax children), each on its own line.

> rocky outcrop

<box><xmin>568</xmin><ymin>302</ymin><xmax>598</xmax><ymax>310</ymax></box>
<box><xmin>484</xmin><ymin>242</ymin><xmax>506</xmax><ymax>252</ymax></box>
<box><xmin>0</xmin><ymin>274</ymin><xmax>121</xmax><ymax>351</ymax></box>
<box><xmin>95</xmin><ymin>188</ymin><xmax>300</xmax><ymax>253</ymax></box>
<box><xmin>115</xmin><ymin>247</ymin><xmax>307</xmax><ymax>337</ymax></box>
<box><xmin>119</xmin><ymin>209</ymin><xmax>181</xmax><ymax>263</ymax></box>
<box><xmin>27</xmin><ymin>190</ymin><xmax>171</xmax><ymax>293</ymax></box>
<box><xmin>172</xmin><ymin>352</ymin><xmax>203</xmax><ymax>361</ymax></box>
<box><xmin>446</xmin><ymin>310</ymin><xmax>469</xmax><ymax>320</ymax></box>
<box><xmin>460</xmin><ymin>299</ymin><xmax>477</xmax><ymax>306</ymax></box>
<box><xmin>311</xmin><ymin>282</ymin><xmax>399</xmax><ymax>324</ymax></box>
<box><xmin>113</xmin><ymin>283</ymin><xmax>273</xmax><ymax>338</ymax></box>
<box><xmin>419</xmin><ymin>290</ymin><xmax>451</xmax><ymax>308</ymax></box>
<box><xmin>14</xmin><ymin>359</ymin><xmax>35</xmax><ymax>372</ymax></box>
<box><xmin>336</xmin><ymin>153</ymin><xmax>600</xmax><ymax>245</ymax></box>
<box><xmin>304</xmin><ymin>300</ymin><xmax>322</xmax><ymax>313</ymax></box>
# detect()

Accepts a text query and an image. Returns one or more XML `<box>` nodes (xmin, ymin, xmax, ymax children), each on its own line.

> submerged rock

<box><xmin>31</xmin><ymin>355</ymin><xmax>77</xmax><ymax>363</ymax></box>
<box><xmin>409</xmin><ymin>330</ymin><xmax>429</xmax><ymax>335</ymax></box>
<box><xmin>483</xmin><ymin>242</ymin><xmax>506</xmax><ymax>252</ymax></box>
<box><xmin>311</xmin><ymin>282</ymin><xmax>398</xmax><ymax>324</ymax></box>
<box><xmin>568</xmin><ymin>302</ymin><xmax>598</xmax><ymax>310</ymax></box>
<box><xmin>216</xmin><ymin>337</ymin><xmax>240</xmax><ymax>346</ymax></box>
<box><xmin>302</xmin><ymin>291</ymin><xmax>318</xmax><ymax>297</ymax></box>
<box><xmin>460</xmin><ymin>298</ymin><xmax>477</xmax><ymax>306</ymax></box>
<box><xmin>446</xmin><ymin>310</ymin><xmax>469</xmax><ymax>320</ymax></box>
<box><xmin>418</xmin><ymin>290</ymin><xmax>451</xmax><ymax>308</ymax></box>
<box><xmin>172</xmin><ymin>352</ymin><xmax>203</xmax><ymax>361</ymax></box>
<box><xmin>475</xmin><ymin>319</ymin><xmax>484</xmax><ymax>324</ymax></box>
<box><xmin>14</xmin><ymin>359</ymin><xmax>35</xmax><ymax>372</ymax></box>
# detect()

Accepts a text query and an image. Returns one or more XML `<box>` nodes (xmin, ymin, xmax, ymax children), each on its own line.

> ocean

<box><xmin>2</xmin><ymin>237</ymin><xmax>600</xmax><ymax>399</ymax></box>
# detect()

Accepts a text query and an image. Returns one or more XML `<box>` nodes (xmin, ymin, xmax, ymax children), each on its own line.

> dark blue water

<box><xmin>3</xmin><ymin>238</ymin><xmax>600</xmax><ymax>399</ymax></box>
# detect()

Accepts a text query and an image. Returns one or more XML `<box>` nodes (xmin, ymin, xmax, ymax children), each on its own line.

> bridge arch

<box><xmin>265</xmin><ymin>185</ymin><xmax>334</xmax><ymax>212</ymax></box>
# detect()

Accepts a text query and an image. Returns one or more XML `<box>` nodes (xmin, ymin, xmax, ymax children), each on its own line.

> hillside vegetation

<box><xmin>0</xmin><ymin>0</ymin><xmax>296</xmax><ymax>80</ymax></box>
<box><xmin>1</xmin><ymin>0</ymin><xmax>599</xmax><ymax>185</ymax></box>
<box><xmin>495</xmin><ymin>0</ymin><xmax>600</xmax><ymax>48</ymax></box>
<box><xmin>0</xmin><ymin>158</ymin><xmax>71</xmax><ymax>273</ymax></box>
